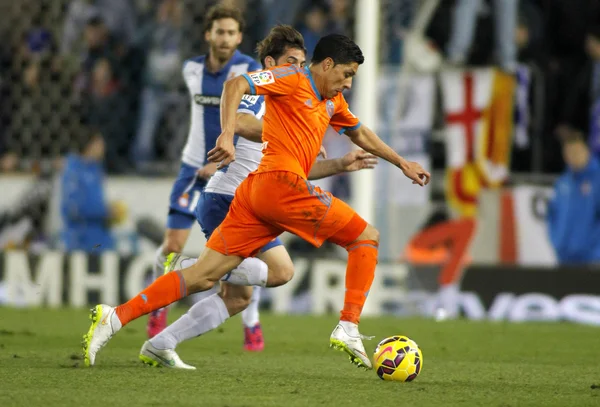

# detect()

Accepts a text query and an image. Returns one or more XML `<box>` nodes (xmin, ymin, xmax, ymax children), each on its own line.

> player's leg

<box><xmin>147</xmin><ymin>163</ymin><xmax>205</xmax><ymax>337</ymax></box>
<box><xmin>83</xmin><ymin>178</ymin><xmax>280</xmax><ymax>366</ymax></box>
<box><xmin>242</xmin><ymin>241</ymin><xmax>293</xmax><ymax>351</ymax></box>
<box><xmin>326</xmin><ymin>218</ymin><xmax>380</xmax><ymax>369</ymax></box>
<box><xmin>140</xmin><ymin>282</ymin><xmax>253</xmax><ymax>369</ymax></box>
<box><xmin>248</xmin><ymin>172</ymin><xmax>377</xmax><ymax>368</ymax></box>
<box><xmin>147</xmin><ymin>228</ymin><xmax>191</xmax><ymax>338</ymax></box>
<box><xmin>83</xmin><ymin>246</ymin><xmax>243</xmax><ymax>367</ymax></box>
<box><xmin>139</xmin><ymin>241</ymin><xmax>291</xmax><ymax>367</ymax></box>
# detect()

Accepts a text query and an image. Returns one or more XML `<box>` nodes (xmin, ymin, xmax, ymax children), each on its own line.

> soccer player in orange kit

<box><xmin>83</xmin><ymin>34</ymin><xmax>430</xmax><ymax>370</ymax></box>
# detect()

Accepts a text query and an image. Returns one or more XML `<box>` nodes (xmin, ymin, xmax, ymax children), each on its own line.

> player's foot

<box><xmin>139</xmin><ymin>341</ymin><xmax>196</xmax><ymax>370</ymax></box>
<box><xmin>329</xmin><ymin>321</ymin><xmax>373</xmax><ymax>369</ymax></box>
<box><xmin>243</xmin><ymin>323</ymin><xmax>265</xmax><ymax>352</ymax></box>
<box><xmin>82</xmin><ymin>304</ymin><xmax>121</xmax><ymax>367</ymax></box>
<box><xmin>164</xmin><ymin>252</ymin><xmax>187</xmax><ymax>273</ymax></box>
<box><xmin>147</xmin><ymin>308</ymin><xmax>168</xmax><ymax>338</ymax></box>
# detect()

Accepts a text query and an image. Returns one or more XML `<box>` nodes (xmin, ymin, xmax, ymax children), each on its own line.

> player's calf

<box><xmin>220</xmin><ymin>283</ymin><xmax>253</xmax><ymax>315</ymax></box>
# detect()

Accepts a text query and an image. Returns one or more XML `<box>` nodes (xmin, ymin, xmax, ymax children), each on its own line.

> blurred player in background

<box><xmin>83</xmin><ymin>34</ymin><xmax>428</xmax><ymax>370</ymax></box>
<box><xmin>137</xmin><ymin>25</ymin><xmax>378</xmax><ymax>368</ymax></box>
<box><xmin>146</xmin><ymin>4</ymin><xmax>261</xmax><ymax>341</ymax></box>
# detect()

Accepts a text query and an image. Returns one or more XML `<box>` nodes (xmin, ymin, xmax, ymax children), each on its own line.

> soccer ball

<box><xmin>373</xmin><ymin>335</ymin><xmax>423</xmax><ymax>382</ymax></box>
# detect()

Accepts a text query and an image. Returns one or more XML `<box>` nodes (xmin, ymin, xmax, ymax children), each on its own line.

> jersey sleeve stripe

<box><xmin>274</xmin><ymin>71</ymin><xmax>299</xmax><ymax>79</ymax></box>
<box><xmin>242</xmin><ymin>73</ymin><xmax>256</xmax><ymax>95</ymax></box>
<box><xmin>338</xmin><ymin>122</ymin><xmax>362</xmax><ymax>134</ymax></box>
<box><xmin>242</xmin><ymin>74</ymin><xmax>256</xmax><ymax>95</ymax></box>
<box><xmin>236</xmin><ymin>108</ymin><xmax>257</xmax><ymax>115</ymax></box>
<box><xmin>271</xmin><ymin>66</ymin><xmax>296</xmax><ymax>75</ymax></box>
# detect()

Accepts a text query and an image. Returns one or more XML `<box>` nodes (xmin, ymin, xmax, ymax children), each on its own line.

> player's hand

<box><xmin>401</xmin><ymin>161</ymin><xmax>431</xmax><ymax>186</ymax></box>
<box><xmin>196</xmin><ymin>162</ymin><xmax>218</xmax><ymax>179</ymax></box>
<box><xmin>341</xmin><ymin>150</ymin><xmax>378</xmax><ymax>172</ymax></box>
<box><xmin>208</xmin><ymin>133</ymin><xmax>236</xmax><ymax>169</ymax></box>
<box><xmin>318</xmin><ymin>145</ymin><xmax>328</xmax><ymax>159</ymax></box>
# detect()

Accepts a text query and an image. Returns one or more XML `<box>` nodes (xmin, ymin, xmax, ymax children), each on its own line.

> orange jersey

<box><xmin>241</xmin><ymin>64</ymin><xmax>361</xmax><ymax>179</ymax></box>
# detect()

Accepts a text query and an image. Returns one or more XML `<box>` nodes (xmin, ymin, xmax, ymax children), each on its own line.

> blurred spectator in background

<box><xmin>558</xmin><ymin>26</ymin><xmax>600</xmax><ymax>155</ymax></box>
<box><xmin>61</xmin><ymin>0</ymin><xmax>137</xmax><ymax>58</ymax></box>
<box><xmin>262</xmin><ymin>0</ymin><xmax>306</xmax><ymax>38</ymax></box>
<box><xmin>131</xmin><ymin>0</ymin><xmax>184</xmax><ymax>170</ymax></box>
<box><xmin>74</xmin><ymin>16</ymin><xmax>140</xmax><ymax>173</ymax></box>
<box><xmin>60</xmin><ymin>130</ymin><xmax>127</xmax><ymax>252</ymax></box>
<box><xmin>86</xmin><ymin>58</ymin><xmax>131</xmax><ymax>173</ymax></box>
<box><xmin>547</xmin><ymin>131</ymin><xmax>600</xmax><ymax>264</ymax></box>
<box><xmin>298</xmin><ymin>2</ymin><xmax>331</xmax><ymax>59</ymax></box>
<box><xmin>515</xmin><ymin>0</ymin><xmax>545</xmax><ymax>67</ymax></box>
<box><xmin>328</xmin><ymin>0</ymin><xmax>353</xmax><ymax>36</ymax></box>
<box><xmin>446</xmin><ymin>0</ymin><xmax>518</xmax><ymax>72</ymax></box>
<box><xmin>10</xmin><ymin>29</ymin><xmax>70</xmax><ymax>160</ymax></box>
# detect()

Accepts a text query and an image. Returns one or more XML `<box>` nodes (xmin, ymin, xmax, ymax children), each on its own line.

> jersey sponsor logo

<box><xmin>193</xmin><ymin>94</ymin><xmax>221</xmax><ymax>106</ymax></box>
<box><xmin>326</xmin><ymin>100</ymin><xmax>335</xmax><ymax>117</ymax></box>
<box><xmin>241</xmin><ymin>95</ymin><xmax>260</xmax><ymax>104</ymax></box>
<box><xmin>249</xmin><ymin>71</ymin><xmax>275</xmax><ymax>86</ymax></box>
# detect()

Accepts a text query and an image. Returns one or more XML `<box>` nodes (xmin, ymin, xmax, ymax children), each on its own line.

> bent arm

<box><xmin>345</xmin><ymin>125</ymin><xmax>408</xmax><ymax>170</ymax></box>
<box><xmin>221</xmin><ymin>76</ymin><xmax>252</xmax><ymax>137</ymax></box>
<box><xmin>235</xmin><ymin>112</ymin><xmax>263</xmax><ymax>143</ymax></box>
<box><xmin>308</xmin><ymin>159</ymin><xmax>344</xmax><ymax>180</ymax></box>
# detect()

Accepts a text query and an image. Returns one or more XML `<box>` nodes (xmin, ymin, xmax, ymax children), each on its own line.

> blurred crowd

<box><xmin>1</xmin><ymin>0</ymin><xmax>600</xmax><ymax>176</ymax></box>
<box><xmin>0</xmin><ymin>0</ymin><xmax>360</xmax><ymax>175</ymax></box>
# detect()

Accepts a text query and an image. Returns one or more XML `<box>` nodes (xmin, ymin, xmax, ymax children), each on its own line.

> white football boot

<box><xmin>329</xmin><ymin>321</ymin><xmax>374</xmax><ymax>369</ymax></box>
<box><xmin>82</xmin><ymin>304</ymin><xmax>122</xmax><ymax>367</ymax></box>
<box><xmin>139</xmin><ymin>341</ymin><xmax>196</xmax><ymax>370</ymax></box>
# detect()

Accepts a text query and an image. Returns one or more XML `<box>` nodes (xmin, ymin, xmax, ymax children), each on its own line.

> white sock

<box><xmin>241</xmin><ymin>286</ymin><xmax>261</xmax><ymax>327</ymax></box>
<box><xmin>152</xmin><ymin>245</ymin><xmax>167</xmax><ymax>281</ymax></box>
<box><xmin>150</xmin><ymin>293</ymin><xmax>230</xmax><ymax>350</ymax></box>
<box><xmin>223</xmin><ymin>258</ymin><xmax>268</xmax><ymax>287</ymax></box>
<box><xmin>339</xmin><ymin>320</ymin><xmax>358</xmax><ymax>333</ymax></box>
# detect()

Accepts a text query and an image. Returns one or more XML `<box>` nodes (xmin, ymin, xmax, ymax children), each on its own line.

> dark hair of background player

<box><xmin>204</xmin><ymin>4</ymin><xmax>245</xmax><ymax>33</ymax></box>
<box><xmin>256</xmin><ymin>25</ymin><xmax>307</xmax><ymax>68</ymax></box>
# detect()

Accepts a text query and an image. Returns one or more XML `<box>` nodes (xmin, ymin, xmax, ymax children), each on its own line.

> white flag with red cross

<box><xmin>440</xmin><ymin>68</ymin><xmax>516</xmax><ymax>217</ymax></box>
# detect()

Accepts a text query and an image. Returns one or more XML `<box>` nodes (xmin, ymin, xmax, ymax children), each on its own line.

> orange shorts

<box><xmin>207</xmin><ymin>171</ymin><xmax>367</xmax><ymax>257</ymax></box>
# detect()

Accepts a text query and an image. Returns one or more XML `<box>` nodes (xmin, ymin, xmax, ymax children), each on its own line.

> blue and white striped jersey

<box><xmin>205</xmin><ymin>95</ymin><xmax>265</xmax><ymax>196</ymax></box>
<box><xmin>181</xmin><ymin>50</ymin><xmax>261</xmax><ymax>168</ymax></box>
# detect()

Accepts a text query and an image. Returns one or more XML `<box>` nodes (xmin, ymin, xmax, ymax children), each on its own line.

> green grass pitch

<box><xmin>0</xmin><ymin>308</ymin><xmax>599</xmax><ymax>407</ymax></box>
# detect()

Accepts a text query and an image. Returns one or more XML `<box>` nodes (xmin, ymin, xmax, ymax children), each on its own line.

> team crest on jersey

<box><xmin>249</xmin><ymin>71</ymin><xmax>275</xmax><ymax>86</ymax></box>
<box><xmin>178</xmin><ymin>193</ymin><xmax>189</xmax><ymax>207</ymax></box>
<box><xmin>326</xmin><ymin>100</ymin><xmax>335</xmax><ymax>117</ymax></box>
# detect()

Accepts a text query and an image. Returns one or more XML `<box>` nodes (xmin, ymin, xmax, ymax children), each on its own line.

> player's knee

<box><xmin>182</xmin><ymin>266</ymin><xmax>216</xmax><ymax>293</ymax></box>
<box><xmin>267</xmin><ymin>264</ymin><xmax>294</xmax><ymax>287</ymax></box>
<box><xmin>357</xmin><ymin>224</ymin><xmax>379</xmax><ymax>243</ymax></box>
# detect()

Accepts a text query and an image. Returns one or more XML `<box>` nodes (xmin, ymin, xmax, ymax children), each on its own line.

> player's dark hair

<box><xmin>256</xmin><ymin>25</ymin><xmax>306</xmax><ymax>68</ymax></box>
<box><xmin>204</xmin><ymin>4</ymin><xmax>245</xmax><ymax>33</ymax></box>
<box><xmin>311</xmin><ymin>34</ymin><xmax>364</xmax><ymax>65</ymax></box>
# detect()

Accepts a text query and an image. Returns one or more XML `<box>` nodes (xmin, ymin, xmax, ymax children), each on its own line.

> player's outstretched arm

<box><xmin>308</xmin><ymin>150</ymin><xmax>378</xmax><ymax>180</ymax></box>
<box><xmin>208</xmin><ymin>76</ymin><xmax>252</xmax><ymax>167</ymax></box>
<box><xmin>235</xmin><ymin>112</ymin><xmax>263</xmax><ymax>143</ymax></box>
<box><xmin>345</xmin><ymin>125</ymin><xmax>430</xmax><ymax>186</ymax></box>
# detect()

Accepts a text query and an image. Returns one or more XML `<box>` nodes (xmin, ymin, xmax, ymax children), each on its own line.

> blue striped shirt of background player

<box><xmin>167</xmin><ymin>51</ymin><xmax>261</xmax><ymax>229</ymax></box>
